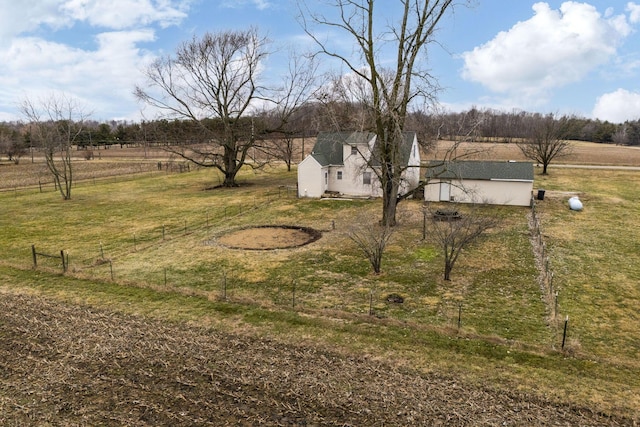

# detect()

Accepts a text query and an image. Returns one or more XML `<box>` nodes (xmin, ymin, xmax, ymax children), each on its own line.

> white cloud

<box><xmin>592</xmin><ymin>89</ymin><xmax>640</xmax><ymax>123</ymax></box>
<box><xmin>0</xmin><ymin>1</ymin><xmax>194</xmax><ymax>121</ymax></box>
<box><xmin>0</xmin><ymin>1</ymin><xmax>189</xmax><ymax>41</ymax></box>
<box><xmin>61</xmin><ymin>0</ymin><xmax>189</xmax><ymax>30</ymax></box>
<box><xmin>221</xmin><ymin>0</ymin><xmax>272</xmax><ymax>11</ymax></box>
<box><xmin>627</xmin><ymin>2</ymin><xmax>640</xmax><ymax>23</ymax></box>
<box><xmin>461</xmin><ymin>2</ymin><xmax>632</xmax><ymax>102</ymax></box>
<box><xmin>0</xmin><ymin>1</ymin><xmax>72</xmax><ymax>46</ymax></box>
<box><xmin>0</xmin><ymin>29</ymin><xmax>158</xmax><ymax>121</ymax></box>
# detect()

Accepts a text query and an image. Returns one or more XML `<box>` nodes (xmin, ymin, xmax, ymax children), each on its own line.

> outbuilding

<box><xmin>424</xmin><ymin>160</ymin><xmax>534</xmax><ymax>207</ymax></box>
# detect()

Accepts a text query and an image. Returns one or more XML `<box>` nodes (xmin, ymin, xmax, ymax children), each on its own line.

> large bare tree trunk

<box><xmin>300</xmin><ymin>0</ymin><xmax>470</xmax><ymax>226</ymax></box>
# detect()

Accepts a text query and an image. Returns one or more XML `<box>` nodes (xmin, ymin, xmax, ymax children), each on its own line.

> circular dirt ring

<box><xmin>217</xmin><ymin>225</ymin><xmax>322</xmax><ymax>250</ymax></box>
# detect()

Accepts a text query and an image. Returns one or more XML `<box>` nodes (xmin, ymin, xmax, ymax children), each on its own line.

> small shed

<box><xmin>424</xmin><ymin>160</ymin><xmax>534</xmax><ymax>207</ymax></box>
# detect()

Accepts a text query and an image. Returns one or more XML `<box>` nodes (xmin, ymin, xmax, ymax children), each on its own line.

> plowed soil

<box><xmin>0</xmin><ymin>292</ymin><xmax>630</xmax><ymax>426</ymax></box>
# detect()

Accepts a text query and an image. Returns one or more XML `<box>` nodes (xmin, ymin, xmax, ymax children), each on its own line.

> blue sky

<box><xmin>1</xmin><ymin>0</ymin><xmax>640</xmax><ymax>124</ymax></box>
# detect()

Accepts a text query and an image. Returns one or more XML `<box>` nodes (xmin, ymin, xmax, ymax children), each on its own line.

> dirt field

<box><xmin>428</xmin><ymin>140</ymin><xmax>640</xmax><ymax>166</ymax></box>
<box><xmin>0</xmin><ymin>291</ymin><xmax>631</xmax><ymax>426</ymax></box>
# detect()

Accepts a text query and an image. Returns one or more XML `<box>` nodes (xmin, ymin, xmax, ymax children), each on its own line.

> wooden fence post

<box><xmin>32</xmin><ymin>245</ymin><xmax>37</xmax><ymax>268</ymax></box>
<box><xmin>222</xmin><ymin>271</ymin><xmax>227</xmax><ymax>300</ymax></box>
<box><xmin>292</xmin><ymin>280</ymin><xmax>296</xmax><ymax>309</ymax></box>
<box><xmin>60</xmin><ymin>250</ymin><xmax>66</xmax><ymax>273</ymax></box>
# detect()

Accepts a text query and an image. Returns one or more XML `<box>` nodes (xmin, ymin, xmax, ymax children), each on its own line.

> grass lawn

<box><xmin>0</xmin><ymin>162</ymin><xmax>638</xmax><ymax>419</ymax></box>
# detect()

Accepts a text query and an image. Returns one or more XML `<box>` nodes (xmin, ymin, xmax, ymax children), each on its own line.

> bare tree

<box><xmin>300</xmin><ymin>0</ymin><xmax>471</xmax><ymax>226</ymax></box>
<box><xmin>135</xmin><ymin>28</ymin><xmax>270</xmax><ymax>187</ymax></box>
<box><xmin>428</xmin><ymin>204</ymin><xmax>497</xmax><ymax>281</ymax></box>
<box><xmin>612</xmin><ymin>125</ymin><xmax>628</xmax><ymax>146</ymax></box>
<box><xmin>255</xmin><ymin>51</ymin><xmax>320</xmax><ymax>171</ymax></box>
<box><xmin>21</xmin><ymin>94</ymin><xmax>90</xmax><ymax>200</ymax></box>
<box><xmin>518</xmin><ymin>113</ymin><xmax>572</xmax><ymax>175</ymax></box>
<box><xmin>0</xmin><ymin>124</ymin><xmax>26</xmax><ymax>164</ymax></box>
<box><xmin>347</xmin><ymin>215</ymin><xmax>395</xmax><ymax>274</ymax></box>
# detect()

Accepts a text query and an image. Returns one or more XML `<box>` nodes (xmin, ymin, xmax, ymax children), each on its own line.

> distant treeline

<box><xmin>1</xmin><ymin>105</ymin><xmax>638</xmax><ymax>161</ymax></box>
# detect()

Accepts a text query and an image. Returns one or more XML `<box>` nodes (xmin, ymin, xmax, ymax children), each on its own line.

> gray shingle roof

<box><xmin>425</xmin><ymin>160</ymin><xmax>534</xmax><ymax>181</ymax></box>
<box><xmin>310</xmin><ymin>131</ymin><xmax>416</xmax><ymax>167</ymax></box>
<box><xmin>310</xmin><ymin>132</ymin><xmax>375</xmax><ymax>166</ymax></box>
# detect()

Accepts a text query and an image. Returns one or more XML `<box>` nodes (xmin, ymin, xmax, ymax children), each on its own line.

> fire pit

<box><xmin>433</xmin><ymin>210</ymin><xmax>461</xmax><ymax>221</ymax></box>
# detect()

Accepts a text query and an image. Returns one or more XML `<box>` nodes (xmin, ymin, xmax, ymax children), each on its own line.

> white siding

<box><xmin>297</xmin><ymin>156</ymin><xmax>326</xmax><ymax>197</ymax></box>
<box><xmin>336</xmin><ymin>139</ymin><xmax>377</xmax><ymax>196</ymax></box>
<box><xmin>425</xmin><ymin>179</ymin><xmax>533</xmax><ymax>206</ymax></box>
<box><xmin>400</xmin><ymin>135</ymin><xmax>421</xmax><ymax>195</ymax></box>
<box><xmin>297</xmin><ymin>132</ymin><xmax>421</xmax><ymax>199</ymax></box>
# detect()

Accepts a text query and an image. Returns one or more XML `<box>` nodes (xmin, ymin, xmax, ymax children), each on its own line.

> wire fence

<box><xmin>530</xmin><ymin>195</ymin><xmax>570</xmax><ymax>349</ymax></box>
<box><xmin>29</xmin><ymin>192</ymin><xmax>571</xmax><ymax>351</ymax></box>
<box><xmin>31</xmin><ymin>184</ymin><xmax>300</xmax><ymax>274</ymax></box>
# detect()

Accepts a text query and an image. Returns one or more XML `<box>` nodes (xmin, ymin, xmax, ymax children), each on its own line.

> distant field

<box><xmin>0</xmin><ymin>142</ymin><xmax>639</xmax><ymax>424</ymax></box>
<box><xmin>429</xmin><ymin>139</ymin><xmax>640</xmax><ymax>166</ymax></box>
<box><xmin>2</xmin><ymin>139</ymin><xmax>639</xmax><ymax>191</ymax></box>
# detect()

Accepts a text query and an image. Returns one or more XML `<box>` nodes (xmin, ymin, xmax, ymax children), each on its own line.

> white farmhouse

<box><xmin>424</xmin><ymin>160</ymin><xmax>534</xmax><ymax>207</ymax></box>
<box><xmin>297</xmin><ymin>131</ymin><xmax>421</xmax><ymax>198</ymax></box>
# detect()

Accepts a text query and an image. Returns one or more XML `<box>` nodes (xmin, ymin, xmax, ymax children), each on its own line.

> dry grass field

<box><xmin>0</xmin><ymin>139</ymin><xmax>639</xmax><ymax>425</ymax></box>
<box><xmin>2</xmin><ymin>138</ymin><xmax>639</xmax><ymax>191</ymax></box>
<box><xmin>428</xmin><ymin>139</ymin><xmax>640</xmax><ymax>166</ymax></box>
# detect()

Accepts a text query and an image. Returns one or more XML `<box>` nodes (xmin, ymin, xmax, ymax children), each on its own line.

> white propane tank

<box><xmin>568</xmin><ymin>196</ymin><xmax>583</xmax><ymax>211</ymax></box>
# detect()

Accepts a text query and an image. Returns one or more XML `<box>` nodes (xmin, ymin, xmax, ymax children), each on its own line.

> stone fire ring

<box><xmin>217</xmin><ymin>225</ymin><xmax>322</xmax><ymax>250</ymax></box>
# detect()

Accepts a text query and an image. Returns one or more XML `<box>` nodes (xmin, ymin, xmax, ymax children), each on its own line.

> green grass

<box><xmin>536</xmin><ymin>169</ymin><xmax>640</xmax><ymax>364</ymax></box>
<box><xmin>0</xmin><ymin>164</ymin><xmax>639</xmax><ymax>418</ymax></box>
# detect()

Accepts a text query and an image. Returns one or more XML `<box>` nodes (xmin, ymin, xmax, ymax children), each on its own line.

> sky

<box><xmin>1</xmin><ymin>0</ymin><xmax>640</xmax><ymax>124</ymax></box>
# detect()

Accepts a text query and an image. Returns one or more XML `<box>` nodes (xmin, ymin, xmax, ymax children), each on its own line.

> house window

<box><xmin>351</xmin><ymin>146</ymin><xmax>358</xmax><ymax>155</ymax></box>
<box><xmin>363</xmin><ymin>172</ymin><xmax>371</xmax><ymax>185</ymax></box>
<box><xmin>324</xmin><ymin>172</ymin><xmax>328</xmax><ymax>185</ymax></box>
<box><xmin>337</xmin><ymin>171</ymin><xmax>343</xmax><ymax>180</ymax></box>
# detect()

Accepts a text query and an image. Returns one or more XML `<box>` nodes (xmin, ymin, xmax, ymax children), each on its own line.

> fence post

<box><xmin>561</xmin><ymin>315</ymin><xmax>569</xmax><ymax>349</ymax></box>
<box><xmin>60</xmin><ymin>250</ymin><xmax>66</xmax><ymax>273</ymax></box>
<box><xmin>292</xmin><ymin>280</ymin><xmax>296</xmax><ymax>309</ymax></box>
<box><xmin>32</xmin><ymin>245</ymin><xmax>37</xmax><ymax>268</ymax></box>
<box><xmin>222</xmin><ymin>271</ymin><xmax>227</xmax><ymax>300</ymax></box>
<box><xmin>422</xmin><ymin>210</ymin><xmax>427</xmax><ymax>240</ymax></box>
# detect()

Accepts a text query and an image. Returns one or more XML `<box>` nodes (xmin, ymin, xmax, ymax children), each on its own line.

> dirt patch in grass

<box><xmin>0</xmin><ymin>291</ymin><xmax>632</xmax><ymax>426</ymax></box>
<box><xmin>217</xmin><ymin>225</ymin><xmax>322</xmax><ymax>250</ymax></box>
